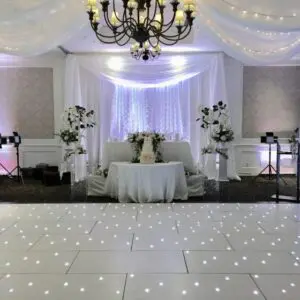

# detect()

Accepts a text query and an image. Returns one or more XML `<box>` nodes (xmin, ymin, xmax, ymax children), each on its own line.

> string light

<box><xmin>219</xmin><ymin>0</ymin><xmax>296</xmax><ymax>21</ymax></box>
<box><xmin>203</xmin><ymin>15</ymin><xmax>300</xmax><ymax>57</ymax></box>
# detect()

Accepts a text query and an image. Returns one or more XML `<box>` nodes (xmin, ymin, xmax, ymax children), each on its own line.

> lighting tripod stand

<box><xmin>0</xmin><ymin>132</ymin><xmax>23</xmax><ymax>184</ymax></box>
<box><xmin>253</xmin><ymin>132</ymin><xmax>287</xmax><ymax>184</ymax></box>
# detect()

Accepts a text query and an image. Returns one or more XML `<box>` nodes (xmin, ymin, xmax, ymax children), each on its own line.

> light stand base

<box><xmin>271</xmin><ymin>195</ymin><xmax>298</xmax><ymax>202</ymax></box>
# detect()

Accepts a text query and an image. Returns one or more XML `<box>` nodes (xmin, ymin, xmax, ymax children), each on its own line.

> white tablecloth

<box><xmin>105</xmin><ymin>162</ymin><xmax>188</xmax><ymax>203</ymax></box>
<box><xmin>102</xmin><ymin>141</ymin><xmax>196</xmax><ymax>172</ymax></box>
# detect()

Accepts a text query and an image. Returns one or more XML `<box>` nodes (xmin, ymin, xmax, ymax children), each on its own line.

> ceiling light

<box><xmin>107</xmin><ymin>57</ymin><xmax>124</xmax><ymax>71</ymax></box>
<box><xmin>170</xmin><ymin>56</ymin><xmax>186</xmax><ymax>68</ymax></box>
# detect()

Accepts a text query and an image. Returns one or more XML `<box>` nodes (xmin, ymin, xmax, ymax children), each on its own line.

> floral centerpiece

<box><xmin>197</xmin><ymin>101</ymin><xmax>234</xmax><ymax>159</ymax></box>
<box><xmin>211</xmin><ymin>124</ymin><xmax>234</xmax><ymax>144</ymax></box>
<box><xmin>127</xmin><ymin>131</ymin><xmax>165</xmax><ymax>163</ymax></box>
<box><xmin>57</xmin><ymin>105</ymin><xmax>96</xmax><ymax>160</ymax></box>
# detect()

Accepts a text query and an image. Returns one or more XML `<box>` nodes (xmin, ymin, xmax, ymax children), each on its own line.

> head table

<box><xmin>105</xmin><ymin>162</ymin><xmax>188</xmax><ymax>203</ymax></box>
<box><xmin>102</xmin><ymin>141</ymin><xmax>196</xmax><ymax>172</ymax></box>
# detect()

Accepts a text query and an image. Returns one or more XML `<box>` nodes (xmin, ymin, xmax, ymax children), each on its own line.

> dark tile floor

<box><xmin>0</xmin><ymin>175</ymin><xmax>298</xmax><ymax>203</ymax></box>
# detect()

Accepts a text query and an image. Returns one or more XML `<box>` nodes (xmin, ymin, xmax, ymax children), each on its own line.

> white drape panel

<box><xmin>2</xmin><ymin>1</ymin><xmax>300</xmax><ymax>64</ymax></box>
<box><xmin>64</xmin><ymin>53</ymin><xmax>240</xmax><ymax>180</ymax></box>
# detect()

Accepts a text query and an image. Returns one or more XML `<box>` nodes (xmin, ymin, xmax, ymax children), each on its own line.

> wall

<box><xmin>243</xmin><ymin>66</ymin><xmax>300</xmax><ymax>138</ymax></box>
<box><xmin>0</xmin><ymin>67</ymin><xmax>54</xmax><ymax>138</ymax></box>
<box><xmin>0</xmin><ymin>51</ymin><xmax>65</xmax><ymax>172</ymax></box>
<box><xmin>224</xmin><ymin>56</ymin><xmax>297</xmax><ymax>175</ymax></box>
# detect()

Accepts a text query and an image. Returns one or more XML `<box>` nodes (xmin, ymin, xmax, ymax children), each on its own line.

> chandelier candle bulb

<box><xmin>139</xmin><ymin>15</ymin><xmax>145</xmax><ymax>24</ymax></box>
<box><xmin>93</xmin><ymin>8</ymin><xmax>100</xmax><ymax>22</ymax></box>
<box><xmin>183</xmin><ymin>0</ymin><xmax>194</xmax><ymax>5</ymax></box>
<box><xmin>128</xmin><ymin>1</ymin><xmax>137</xmax><ymax>9</ymax></box>
<box><xmin>184</xmin><ymin>4</ymin><xmax>195</xmax><ymax>12</ymax></box>
<box><xmin>154</xmin><ymin>14</ymin><xmax>162</xmax><ymax>28</ymax></box>
<box><xmin>175</xmin><ymin>10</ymin><xmax>184</xmax><ymax>21</ymax></box>
<box><xmin>87</xmin><ymin>0</ymin><xmax>97</xmax><ymax>8</ymax></box>
<box><xmin>144</xmin><ymin>41</ymin><xmax>150</xmax><ymax>49</ymax></box>
<box><xmin>111</xmin><ymin>11</ymin><xmax>119</xmax><ymax>26</ymax></box>
<box><xmin>154</xmin><ymin>44</ymin><xmax>161</xmax><ymax>51</ymax></box>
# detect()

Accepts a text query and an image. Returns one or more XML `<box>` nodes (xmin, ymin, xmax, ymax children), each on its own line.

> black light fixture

<box><xmin>86</xmin><ymin>0</ymin><xmax>196</xmax><ymax>60</ymax></box>
<box><xmin>130</xmin><ymin>41</ymin><xmax>161</xmax><ymax>60</ymax></box>
<box><xmin>0</xmin><ymin>132</ymin><xmax>22</xmax><ymax>183</ymax></box>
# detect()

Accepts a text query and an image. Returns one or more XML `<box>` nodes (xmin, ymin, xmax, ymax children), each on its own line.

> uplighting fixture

<box><xmin>86</xmin><ymin>0</ymin><xmax>196</xmax><ymax>60</ymax></box>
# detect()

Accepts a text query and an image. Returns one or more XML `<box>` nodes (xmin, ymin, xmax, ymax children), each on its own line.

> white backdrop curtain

<box><xmin>2</xmin><ymin>0</ymin><xmax>300</xmax><ymax>64</ymax></box>
<box><xmin>64</xmin><ymin>53</ymin><xmax>240</xmax><ymax>180</ymax></box>
<box><xmin>109</xmin><ymin>82</ymin><xmax>189</xmax><ymax>141</ymax></box>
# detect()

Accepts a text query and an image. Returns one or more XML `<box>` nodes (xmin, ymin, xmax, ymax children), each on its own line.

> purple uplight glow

<box><xmin>0</xmin><ymin>145</ymin><xmax>17</xmax><ymax>175</ymax></box>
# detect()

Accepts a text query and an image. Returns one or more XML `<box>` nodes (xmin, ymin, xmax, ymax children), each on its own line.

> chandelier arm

<box><xmin>114</xmin><ymin>33</ymin><xmax>131</xmax><ymax>46</ymax></box>
<box><xmin>157</xmin><ymin>37</ymin><xmax>181</xmax><ymax>46</ymax></box>
<box><xmin>122</xmin><ymin>12</ymin><xmax>138</xmax><ymax>38</ymax></box>
<box><xmin>145</xmin><ymin>2</ymin><xmax>150</xmax><ymax>27</ymax></box>
<box><xmin>90</xmin><ymin>21</ymin><xmax>121</xmax><ymax>39</ymax></box>
<box><xmin>159</xmin><ymin>26</ymin><xmax>192</xmax><ymax>43</ymax></box>
<box><xmin>112</xmin><ymin>0</ymin><xmax>124</xmax><ymax>23</ymax></box>
<box><xmin>94</xmin><ymin>33</ymin><xmax>123</xmax><ymax>44</ymax></box>
<box><xmin>149</xmin><ymin>11</ymin><xmax>177</xmax><ymax>36</ymax></box>
<box><xmin>103</xmin><ymin>10</ymin><xmax>118</xmax><ymax>31</ymax></box>
<box><xmin>94</xmin><ymin>29</ymin><xmax>130</xmax><ymax>45</ymax></box>
<box><xmin>121</xmin><ymin>25</ymin><xmax>137</xmax><ymax>41</ymax></box>
<box><xmin>148</xmin><ymin>0</ymin><xmax>159</xmax><ymax>26</ymax></box>
<box><xmin>148</xmin><ymin>37</ymin><xmax>159</xmax><ymax>48</ymax></box>
<box><xmin>93</xmin><ymin>21</ymin><xmax>128</xmax><ymax>40</ymax></box>
<box><xmin>148</xmin><ymin>22</ymin><xmax>184</xmax><ymax>40</ymax></box>
<box><xmin>116</xmin><ymin>13</ymin><xmax>135</xmax><ymax>40</ymax></box>
<box><xmin>160</xmin><ymin>24</ymin><xmax>192</xmax><ymax>40</ymax></box>
<box><xmin>102</xmin><ymin>8</ymin><xmax>129</xmax><ymax>35</ymax></box>
<box><xmin>102</xmin><ymin>11</ymin><xmax>132</xmax><ymax>40</ymax></box>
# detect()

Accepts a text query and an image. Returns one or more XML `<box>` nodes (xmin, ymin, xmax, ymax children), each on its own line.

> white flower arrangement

<box><xmin>57</xmin><ymin>105</ymin><xmax>96</xmax><ymax>160</ymax></box>
<box><xmin>127</xmin><ymin>131</ymin><xmax>165</xmax><ymax>163</ymax></box>
<box><xmin>197</xmin><ymin>101</ymin><xmax>234</xmax><ymax>159</ymax></box>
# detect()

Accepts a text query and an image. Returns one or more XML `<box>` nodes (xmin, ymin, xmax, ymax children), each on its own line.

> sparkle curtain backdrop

<box><xmin>2</xmin><ymin>1</ymin><xmax>300</xmax><ymax>64</ymax></box>
<box><xmin>64</xmin><ymin>53</ymin><xmax>240</xmax><ymax>180</ymax></box>
<box><xmin>109</xmin><ymin>81</ymin><xmax>190</xmax><ymax>141</ymax></box>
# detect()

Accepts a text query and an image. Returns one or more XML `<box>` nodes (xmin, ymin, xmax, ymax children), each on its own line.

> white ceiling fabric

<box><xmin>2</xmin><ymin>0</ymin><xmax>300</xmax><ymax>63</ymax></box>
<box><xmin>71</xmin><ymin>53</ymin><xmax>216</xmax><ymax>87</ymax></box>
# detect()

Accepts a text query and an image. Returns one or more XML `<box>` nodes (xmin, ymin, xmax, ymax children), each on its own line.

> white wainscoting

<box><xmin>235</xmin><ymin>139</ymin><xmax>295</xmax><ymax>176</ymax></box>
<box><xmin>0</xmin><ymin>140</ymin><xmax>61</xmax><ymax>175</ymax></box>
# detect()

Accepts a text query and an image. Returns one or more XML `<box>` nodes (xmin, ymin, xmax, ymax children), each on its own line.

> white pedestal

<box><xmin>217</xmin><ymin>150</ymin><xmax>229</xmax><ymax>182</ymax></box>
<box><xmin>203</xmin><ymin>153</ymin><xmax>217</xmax><ymax>180</ymax></box>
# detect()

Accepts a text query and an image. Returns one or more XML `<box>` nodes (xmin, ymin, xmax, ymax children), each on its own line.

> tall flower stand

<box><xmin>70</xmin><ymin>154</ymin><xmax>88</xmax><ymax>202</ymax></box>
<box><xmin>217</xmin><ymin>148</ymin><xmax>229</xmax><ymax>182</ymax></box>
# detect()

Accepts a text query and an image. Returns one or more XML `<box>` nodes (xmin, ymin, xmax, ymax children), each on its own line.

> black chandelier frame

<box><xmin>130</xmin><ymin>43</ymin><xmax>161</xmax><ymax>60</ymax></box>
<box><xmin>87</xmin><ymin>0</ymin><xmax>195</xmax><ymax>51</ymax></box>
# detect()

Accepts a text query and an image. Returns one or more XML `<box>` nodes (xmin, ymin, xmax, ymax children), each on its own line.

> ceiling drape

<box><xmin>1</xmin><ymin>1</ymin><xmax>300</xmax><ymax>63</ymax></box>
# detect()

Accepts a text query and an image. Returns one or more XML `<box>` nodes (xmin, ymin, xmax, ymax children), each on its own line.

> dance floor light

<box><xmin>0</xmin><ymin>203</ymin><xmax>300</xmax><ymax>299</ymax></box>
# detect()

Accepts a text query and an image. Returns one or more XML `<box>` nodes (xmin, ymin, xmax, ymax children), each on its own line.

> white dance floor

<box><xmin>0</xmin><ymin>203</ymin><xmax>300</xmax><ymax>299</ymax></box>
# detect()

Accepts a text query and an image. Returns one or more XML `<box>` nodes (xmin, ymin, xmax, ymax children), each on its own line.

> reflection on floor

<box><xmin>0</xmin><ymin>176</ymin><xmax>298</xmax><ymax>203</ymax></box>
<box><xmin>0</xmin><ymin>203</ymin><xmax>300</xmax><ymax>299</ymax></box>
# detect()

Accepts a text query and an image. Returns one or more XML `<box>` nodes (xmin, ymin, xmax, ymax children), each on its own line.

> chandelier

<box><xmin>131</xmin><ymin>41</ymin><xmax>161</xmax><ymax>60</ymax></box>
<box><xmin>86</xmin><ymin>0</ymin><xmax>196</xmax><ymax>59</ymax></box>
